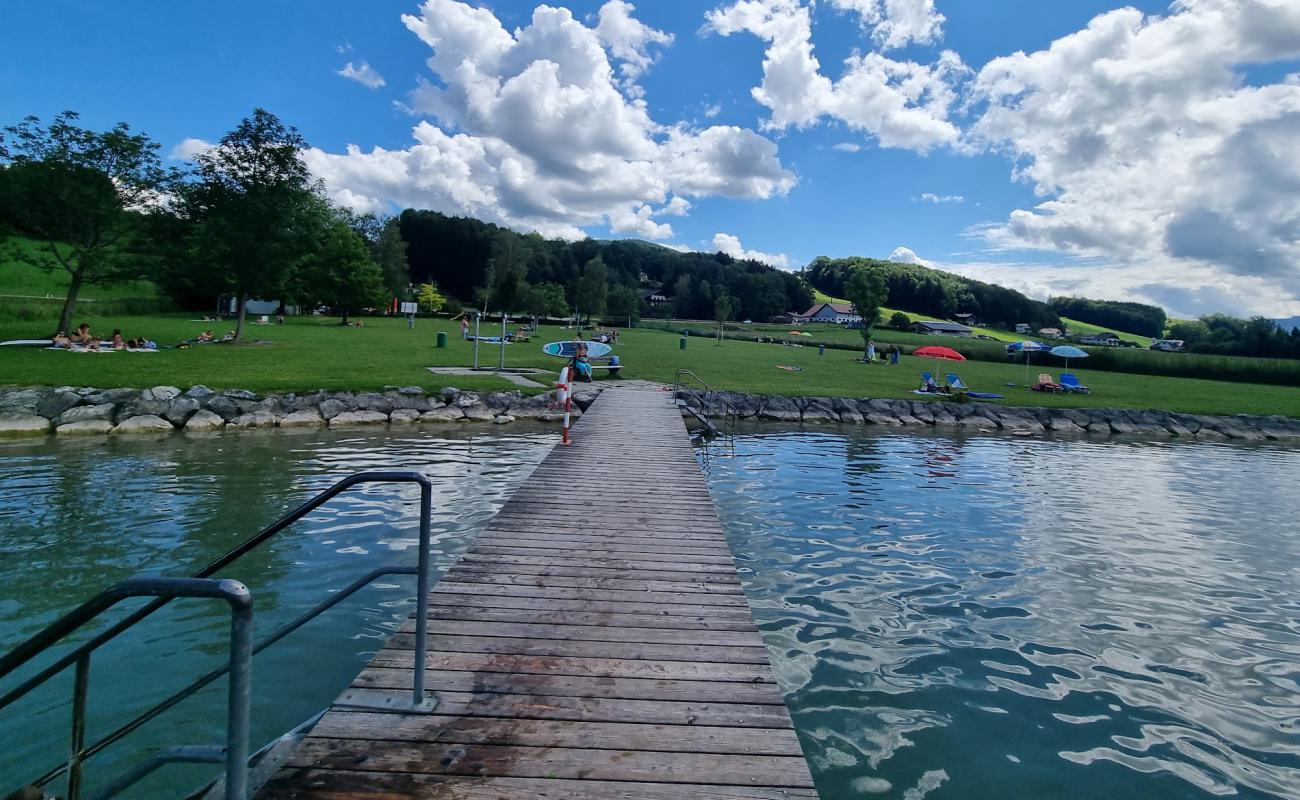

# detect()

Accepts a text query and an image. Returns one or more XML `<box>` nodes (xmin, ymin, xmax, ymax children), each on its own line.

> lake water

<box><xmin>2</xmin><ymin>425</ymin><xmax>1298</xmax><ymax>799</ymax></box>
<box><xmin>702</xmin><ymin>428</ymin><xmax>1300</xmax><ymax>799</ymax></box>
<box><xmin>0</xmin><ymin>426</ymin><xmax>555</xmax><ymax>798</ymax></box>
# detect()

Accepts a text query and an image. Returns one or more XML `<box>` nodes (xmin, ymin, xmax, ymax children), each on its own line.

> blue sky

<box><xmin>3</xmin><ymin>0</ymin><xmax>1299</xmax><ymax>319</ymax></box>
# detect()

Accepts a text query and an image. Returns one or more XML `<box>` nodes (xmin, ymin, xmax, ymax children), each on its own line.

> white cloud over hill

<box><xmin>303</xmin><ymin>0</ymin><xmax>794</xmax><ymax>240</ymax></box>
<box><xmin>712</xmin><ymin>232</ymin><xmax>792</xmax><ymax>268</ymax></box>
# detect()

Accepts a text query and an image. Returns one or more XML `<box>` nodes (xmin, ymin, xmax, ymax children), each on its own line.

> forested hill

<box><xmin>805</xmin><ymin>256</ymin><xmax>1061</xmax><ymax>330</ymax></box>
<box><xmin>398</xmin><ymin>210</ymin><xmax>811</xmax><ymax>321</ymax></box>
<box><xmin>1049</xmin><ymin>297</ymin><xmax>1166</xmax><ymax>339</ymax></box>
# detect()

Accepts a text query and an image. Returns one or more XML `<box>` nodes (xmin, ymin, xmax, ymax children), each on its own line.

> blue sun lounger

<box><xmin>945</xmin><ymin>373</ymin><xmax>969</xmax><ymax>391</ymax></box>
<box><xmin>1060</xmin><ymin>373</ymin><xmax>1090</xmax><ymax>393</ymax></box>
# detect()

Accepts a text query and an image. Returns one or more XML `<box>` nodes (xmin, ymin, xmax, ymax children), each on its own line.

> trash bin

<box><xmin>679</xmin><ymin>336</ymin><xmax>687</xmax><ymax>351</ymax></box>
<box><xmin>818</xmin><ymin>344</ymin><xmax>826</xmax><ymax>356</ymax></box>
<box><xmin>436</xmin><ymin>331</ymin><xmax>448</xmax><ymax>348</ymax></box>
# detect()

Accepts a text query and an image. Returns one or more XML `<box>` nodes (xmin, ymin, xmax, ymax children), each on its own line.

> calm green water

<box><xmin>0</xmin><ymin>426</ymin><xmax>554</xmax><ymax>798</ymax></box>
<box><xmin>701</xmin><ymin>429</ymin><xmax>1300</xmax><ymax>799</ymax></box>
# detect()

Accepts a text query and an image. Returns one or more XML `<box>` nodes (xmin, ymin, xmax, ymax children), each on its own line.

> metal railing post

<box><xmin>412</xmin><ymin>481</ymin><xmax>433</xmax><ymax>707</ymax></box>
<box><xmin>68</xmin><ymin>655</ymin><xmax>90</xmax><ymax>800</ymax></box>
<box><xmin>224</xmin><ymin>583</ymin><xmax>253</xmax><ymax>800</ymax></box>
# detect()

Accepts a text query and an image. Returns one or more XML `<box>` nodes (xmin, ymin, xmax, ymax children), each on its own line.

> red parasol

<box><xmin>913</xmin><ymin>345</ymin><xmax>966</xmax><ymax>361</ymax></box>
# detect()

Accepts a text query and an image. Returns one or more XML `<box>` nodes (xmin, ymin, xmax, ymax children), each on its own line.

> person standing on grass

<box><xmin>867</xmin><ymin>339</ymin><xmax>876</xmax><ymax>363</ymax></box>
<box><xmin>461</xmin><ymin>316</ymin><xmax>469</xmax><ymax>340</ymax></box>
<box><xmin>889</xmin><ymin>344</ymin><xmax>900</xmax><ymax>365</ymax></box>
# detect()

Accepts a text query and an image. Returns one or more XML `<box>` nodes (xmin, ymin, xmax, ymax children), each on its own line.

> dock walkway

<box><xmin>261</xmin><ymin>384</ymin><xmax>816</xmax><ymax>798</ymax></box>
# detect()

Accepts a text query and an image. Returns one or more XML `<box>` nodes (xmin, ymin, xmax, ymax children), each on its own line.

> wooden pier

<box><xmin>260</xmin><ymin>384</ymin><xmax>816</xmax><ymax>799</ymax></box>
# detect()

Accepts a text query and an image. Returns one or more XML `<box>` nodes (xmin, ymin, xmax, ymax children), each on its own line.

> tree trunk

<box><xmin>235</xmin><ymin>293</ymin><xmax>248</xmax><ymax>341</ymax></box>
<box><xmin>340</xmin><ymin>308</ymin><xmax>350</xmax><ymax>325</ymax></box>
<box><xmin>57</xmin><ymin>268</ymin><xmax>87</xmax><ymax>335</ymax></box>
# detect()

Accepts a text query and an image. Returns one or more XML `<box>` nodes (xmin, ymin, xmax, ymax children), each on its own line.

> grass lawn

<box><xmin>0</xmin><ymin>237</ymin><xmax>162</xmax><ymax>302</ymax></box>
<box><xmin>1061</xmin><ymin>316</ymin><xmax>1155</xmax><ymax>348</ymax></box>
<box><xmin>1</xmin><ymin>313</ymin><xmax>1297</xmax><ymax>417</ymax></box>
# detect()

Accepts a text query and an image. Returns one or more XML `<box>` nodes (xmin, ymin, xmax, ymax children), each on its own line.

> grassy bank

<box><xmin>1</xmin><ymin>313</ymin><xmax>1298</xmax><ymax>417</ymax></box>
<box><xmin>641</xmin><ymin>319</ymin><xmax>1300</xmax><ymax>388</ymax></box>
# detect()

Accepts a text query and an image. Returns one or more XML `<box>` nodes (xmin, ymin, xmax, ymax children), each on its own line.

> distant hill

<box><xmin>804</xmin><ymin>255</ymin><xmax>1060</xmax><ymax>330</ymax></box>
<box><xmin>1276</xmin><ymin>316</ymin><xmax>1300</xmax><ymax>332</ymax></box>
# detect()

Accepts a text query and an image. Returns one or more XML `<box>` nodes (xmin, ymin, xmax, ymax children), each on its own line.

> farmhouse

<box><xmin>911</xmin><ymin>320</ymin><xmax>973</xmax><ymax>337</ymax></box>
<box><xmin>798</xmin><ymin>302</ymin><xmax>861</xmax><ymax>324</ymax></box>
<box><xmin>1078</xmin><ymin>332</ymin><xmax>1120</xmax><ymax>346</ymax></box>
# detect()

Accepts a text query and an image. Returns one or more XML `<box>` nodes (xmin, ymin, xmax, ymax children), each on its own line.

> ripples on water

<box><xmin>0</xmin><ymin>426</ymin><xmax>554</xmax><ymax>798</ymax></box>
<box><xmin>702</xmin><ymin>429</ymin><xmax>1300</xmax><ymax>800</ymax></box>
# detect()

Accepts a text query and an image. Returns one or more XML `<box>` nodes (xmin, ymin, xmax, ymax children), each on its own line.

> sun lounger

<box><xmin>1032</xmin><ymin>372</ymin><xmax>1064</xmax><ymax>393</ymax></box>
<box><xmin>919</xmin><ymin>371</ymin><xmax>938</xmax><ymax>391</ymax></box>
<box><xmin>945</xmin><ymin>373</ymin><xmax>969</xmax><ymax>391</ymax></box>
<box><xmin>1060</xmin><ymin>373</ymin><xmax>1090</xmax><ymax>393</ymax></box>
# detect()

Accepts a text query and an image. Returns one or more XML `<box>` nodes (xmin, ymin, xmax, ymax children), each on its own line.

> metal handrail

<box><xmin>0</xmin><ymin>470</ymin><xmax>434</xmax><ymax>800</ymax></box>
<box><xmin>673</xmin><ymin>369</ymin><xmax>738</xmax><ymax>437</ymax></box>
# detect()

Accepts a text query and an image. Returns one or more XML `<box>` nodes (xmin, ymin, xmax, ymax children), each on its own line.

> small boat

<box><xmin>542</xmin><ymin>341</ymin><xmax>612</xmax><ymax>359</ymax></box>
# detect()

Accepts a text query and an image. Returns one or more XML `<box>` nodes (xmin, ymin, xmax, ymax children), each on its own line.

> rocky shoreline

<box><xmin>676</xmin><ymin>389</ymin><xmax>1300</xmax><ymax>441</ymax></box>
<box><xmin>0</xmin><ymin>383</ymin><xmax>1295</xmax><ymax>441</ymax></box>
<box><xmin>0</xmin><ymin>385</ymin><xmax>602</xmax><ymax>436</ymax></box>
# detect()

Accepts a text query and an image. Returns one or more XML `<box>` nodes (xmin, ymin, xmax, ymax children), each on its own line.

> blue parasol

<box><xmin>1008</xmin><ymin>341</ymin><xmax>1049</xmax><ymax>380</ymax></box>
<box><xmin>1049</xmin><ymin>345</ymin><xmax>1089</xmax><ymax>370</ymax></box>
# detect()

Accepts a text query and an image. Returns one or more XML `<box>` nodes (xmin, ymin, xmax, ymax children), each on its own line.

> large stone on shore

<box><xmin>353</xmin><ymin>392</ymin><xmax>395</xmax><ymax>413</ymax></box>
<box><xmin>183</xmin><ymin>385</ymin><xmax>214</xmax><ymax>401</ymax></box>
<box><xmin>205</xmin><ymin>396</ymin><xmax>239</xmax><ymax>420</ymax></box>
<box><xmin>85</xmin><ymin>388</ymin><xmax>138</xmax><ymax>406</ymax></box>
<box><xmin>280</xmin><ymin>409</ymin><xmax>325</xmax><ymax>427</ymax></box>
<box><xmin>37</xmin><ymin>391</ymin><xmax>82</xmax><ymax>419</ymax></box>
<box><xmin>801</xmin><ymin>398</ymin><xmax>838</xmax><ymax>423</ymax></box>
<box><xmin>0</xmin><ymin>413</ymin><xmax>52</xmax><ymax>435</ymax></box>
<box><xmin>758</xmin><ymin>395</ymin><xmax>801</xmax><ymax>422</ymax></box>
<box><xmin>329</xmin><ymin>410</ymin><xmax>387</xmax><ymax>427</ymax></box>
<box><xmin>456</xmin><ymin>393</ymin><xmax>495</xmax><ymax>421</ymax></box>
<box><xmin>0</xmin><ymin>389</ymin><xmax>45</xmax><ymax>413</ymax></box>
<box><xmin>718</xmin><ymin>391</ymin><xmax>759</xmax><ymax>418</ymax></box>
<box><xmin>318</xmin><ymin>397</ymin><xmax>351</xmax><ymax>420</ymax></box>
<box><xmin>1047</xmin><ymin>416</ymin><xmax>1086</xmax><ymax>434</ymax></box>
<box><xmin>163</xmin><ymin>397</ymin><xmax>201</xmax><ymax>426</ymax></box>
<box><xmin>420</xmin><ymin>405</ymin><xmax>465</xmax><ymax>423</ymax></box>
<box><xmin>58</xmin><ymin>403</ymin><xmax>116</xmax><ymax>424</ymax></box>
<box><xmin>571</xmin><ymin>387</ymin><xmax>601</xmax><ymax>411</ymax></box>
<box><xmin>994</xmin><ymin>408</ymin><xmax>1043</xmax><ymax>434</ymax></box>
<box><xmin>440</xmin><ymin>387</ymin><xmax>461</xmax><ymax>405</ymax></box>
<box><xmin>229</xmin><ymin>411</ymin><xmax>278</xmax><ymax>428</ymax></box>
<box><xmin>389</xmin><ymin>408</ymin><xmax>420</xmax><ymax>424</ymax></box>
<box><xmin>908</xmin><ymin>401</ymin><xmax>937</xmax><ymax>424</ymax></box>
<box><xmin>493</xmin><ymin>414</ymin><xmax>515</xmax><ymax>424</ymax></box>
<box><xmin>142</xmin><ymin>386</ymin><xmax>182</xmax><ymax>402</ymax></box>
<box><xmin>221</xmin><ymin>389</ymin><xmax>259</xmax><ymax>401</ymax></box>
<box><xmin>507</xmin><ymin>393</ymin><xmax>555</xmax><ymax>419</ymax></box>
<box><xmin>184</xmin><ymin>409</ymin><xmax>225</xmax><ymax>431</ymax></box>
<box><xmin>485</xmin><ymin>391</ymin><xmax>521</xmax><ymax>414</ymax></box>
<box><xmin>386</xmin><ymin>391</ymin><xmax>433</xmax><ymax>413</ymax></box>
<box><xmin>832</xmin><ymin>397</ymin><xmax>863</xmax><ymax>424</ymax></box>
<box><xmin>957</xmin><ymin>414</ymin><xmax>999</xmax><ymax>431</ymax></box>
<box><xmin>112</xmin><ymin>415</ymin><xmax>175</xmax><ymax>434</ymax></box>
<box><xmin>117</xmin><ymin>398</ymin><xmax>169</xmax><ymax>422</ymax></box>
<box><xmin>57</xmin><ymin>420</ymin><xmax>115</xmax><ymax>435</ymax></box>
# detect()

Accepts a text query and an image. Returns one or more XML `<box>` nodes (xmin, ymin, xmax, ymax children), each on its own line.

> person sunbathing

<box><xmin>110</xmin><ymin>329</ymin><xmax>125</xmax><ymax>349</ymax></box>
<box><xmin>69</xmin><ymin>323</ymin><xmax>91</xmax><ymax>345</ymax></box>
<box><xmin>196</xmin><ymin>330</ymin><xmax>215</xmax><ymax>343</ymax></box>
<box><xmin>51</xmin><ymin>331</ymin><xmax>71</xmax><ymax>348</ymax></box>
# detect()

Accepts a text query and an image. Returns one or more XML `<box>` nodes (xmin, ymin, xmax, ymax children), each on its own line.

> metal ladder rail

<box><xmin>673</xmin><ymin>368</ymin><xmax>739</xmax><ymax>437</ymax></box>
<box><xmin>0</xmin><ymin>470</ymin><xmax>435</xmax><ymax>800</ymax></box>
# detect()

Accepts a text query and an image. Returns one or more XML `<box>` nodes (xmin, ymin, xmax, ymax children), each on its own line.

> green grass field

<box><xmin>1</xmin><ymin>313</ymin><xmax>1297</xmax><ymax>417</ymax></box>
<box><xmin>1060</xmin><ymin>317</ymin><xmax>1155</xmax><ymax>348</ymax></box>
<box><xmin>1</xmin><ymin>237</ymin><xmax>162</xmax><ymax>302</ymax></box>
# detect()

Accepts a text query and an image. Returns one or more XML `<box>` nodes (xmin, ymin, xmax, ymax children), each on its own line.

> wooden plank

<box><xmin>261</xmin><ymin>386</ymin><xmax>814</xmax><ymax>798</ymax></box>
<box><xmin>352</xmin><ymin>668</ymin><xmax>787</xmax><ymax>704</ymax></box>
<box><xmin>285</xmin><ymin>739</ymin><xmax>814</xmax><ymax>787</ymax></box>
<box><xmin>261</xmin><ymin>771</ymin><xmax>820</xmax><ymax>799</ymax></box>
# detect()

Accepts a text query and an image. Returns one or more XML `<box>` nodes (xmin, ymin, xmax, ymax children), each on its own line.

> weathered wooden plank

<box><xmin>352</xmin><ymin>667</ymin><xmax>786</xmax><ymax>704</ymax></box>
<box><xmin>285</xmin><ymin>739</ymin><xmax>815</xmax><ymax>787</ymax></box>
<box><xmin>369</xmin><ymin>651</ymin><xmax>781</xmax><ymax>683</ymax></box>
<box><xmin>440</xmin><ymin>571</ymin><xmax>746</xmax><ymax>595</ymax></box>
<box><xmin>399</xmin><ymin>619</ymin><xmax>765</xmax><ymax>646</ymax></box>
<box><xmin>308</xmin><ymin>711</ymin><xmax>804</xmax><ymax>754</ymax></box>
<box><xmin>457</xmin><ymin>552</ymin><xmax>735</xmax><ymax>574</ymax></box>
<box><xmin>429</xmin><ymin>581</ymin><xmax>752</xmax><ymax>609</ymax></box>
<box><xmin>261</xmin><ymin>770</ymin><xmax>820</xmax><ymax>799</ymax></box>
<box><xmin>382</xmin><ymin>633</ymin><xmax>771</xmax><ymax>663</ymax></box>
<box><xmin>421</xmin><ymin>604</ymin><xmax>759</xmax><ymax>631</ymax></box>
<box><xmin>330</xmin><ymin>688</ymin><xmax>798</xmax><ymax>728</ymax></box>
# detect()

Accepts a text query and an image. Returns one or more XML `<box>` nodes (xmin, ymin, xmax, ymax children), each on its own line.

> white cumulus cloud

<box><xmin>167</xmin><ymin>137</ymin><xmax>214</xmax><ymax>161</ymax></box>
<box><xmin>918</xmin><ymin>192</ymin><xmax>963</xmax><ymax>203</ymax></box>
<box><xmin>704</xmin><ymin>0</ymin><xmax>965</xmax><ymax>150</ymax></box>
<box><xmin>712</xmin><ymin>232</ymin><xmax>792</xmax><ymax>268</ymax></box>
<box><xmin>831</xmin><ymin>142</ymin><xmax>862</xmax><ymax>152</ymax></box>
<box><xmin>967</xmin><ymin>0</ymin><xmax>1300</xmax><ymax>317</ymax></box>
<box><xmin>888</xmin><ymin>245</ymin><xmax>931</xmax><ymax>266</ymax></box>
<box><xmin>338</xmin><ymin>61</ymin><xmax>386</xmax><ymax>89</ymax></box>
<box><xmin>302</xmin><ymin>0</ymin><xmax>794</xmax><ymax>241</ymax></box>
<box><xmin>827</xmin><ymin>0</ymin><xmax>945</xmax><ymax>49</ymax></box>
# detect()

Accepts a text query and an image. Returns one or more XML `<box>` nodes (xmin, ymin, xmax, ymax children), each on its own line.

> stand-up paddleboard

<box><xmin>1</xmin><ymin>339</ymin><xmax>54</xmax><ymax>347</ymax></box>
<box><xmin>542</xmin><ymin>341</ymin><xmax>612</xmax><ymax>359</ymax></box>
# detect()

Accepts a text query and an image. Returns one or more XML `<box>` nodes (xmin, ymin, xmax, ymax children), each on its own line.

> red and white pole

<box><xmin>556</xmin><ymin>366</ymin><xmax>572</xmax><ymax>445</ymax></box>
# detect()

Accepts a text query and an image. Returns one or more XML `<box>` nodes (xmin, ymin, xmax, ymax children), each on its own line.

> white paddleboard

<box><xmin>542</xmin><ymin>341</ymin><xmax>612</xmax><ymax>359</ymax></box>
<box><xmin>1</xmin><ymin>339</ymin><xmax>54</xmax><ymax>347</ymax></box>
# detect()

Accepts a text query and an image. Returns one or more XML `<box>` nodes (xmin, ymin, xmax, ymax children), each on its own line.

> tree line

<box><xmin>1048</xmin><ymin>297</ymin><xmax>1167</xmax><ymax>339</ymax></box>
<box><xmin>804</xmin><ymin>256</ymin><xmax>1062</xmax><ymax>330</ymax></box>
<box><xmin>0</xmin><ymin>109</ymin><xmax>406</xmax><ymax>339</ymax></box>
<box><xmin>398</xmin><ymin>210</ymin><xmax>813</xmax><ymax>323</ymax></box>
<box><xmin>1168</xmin><ymin>314</ymin><xmax>1300</xmax><ymax>359</ymax></box>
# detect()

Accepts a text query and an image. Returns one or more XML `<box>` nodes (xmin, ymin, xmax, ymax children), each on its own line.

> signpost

<box><xmin>400</xmin><ymin>301</ymin><xmax>418</xmax><ymax>329</ymax></box>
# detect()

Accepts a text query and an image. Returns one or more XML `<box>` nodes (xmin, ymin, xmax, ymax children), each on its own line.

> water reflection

<box><xmin>704</xmin><ymin>428</ymin><xmax>1300</xmax><ymax>800</ymax></box>
<box><xmin>0</xmin><ymin>425</ymin><xmax>554</xmax><ymax>798</ymax></box>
